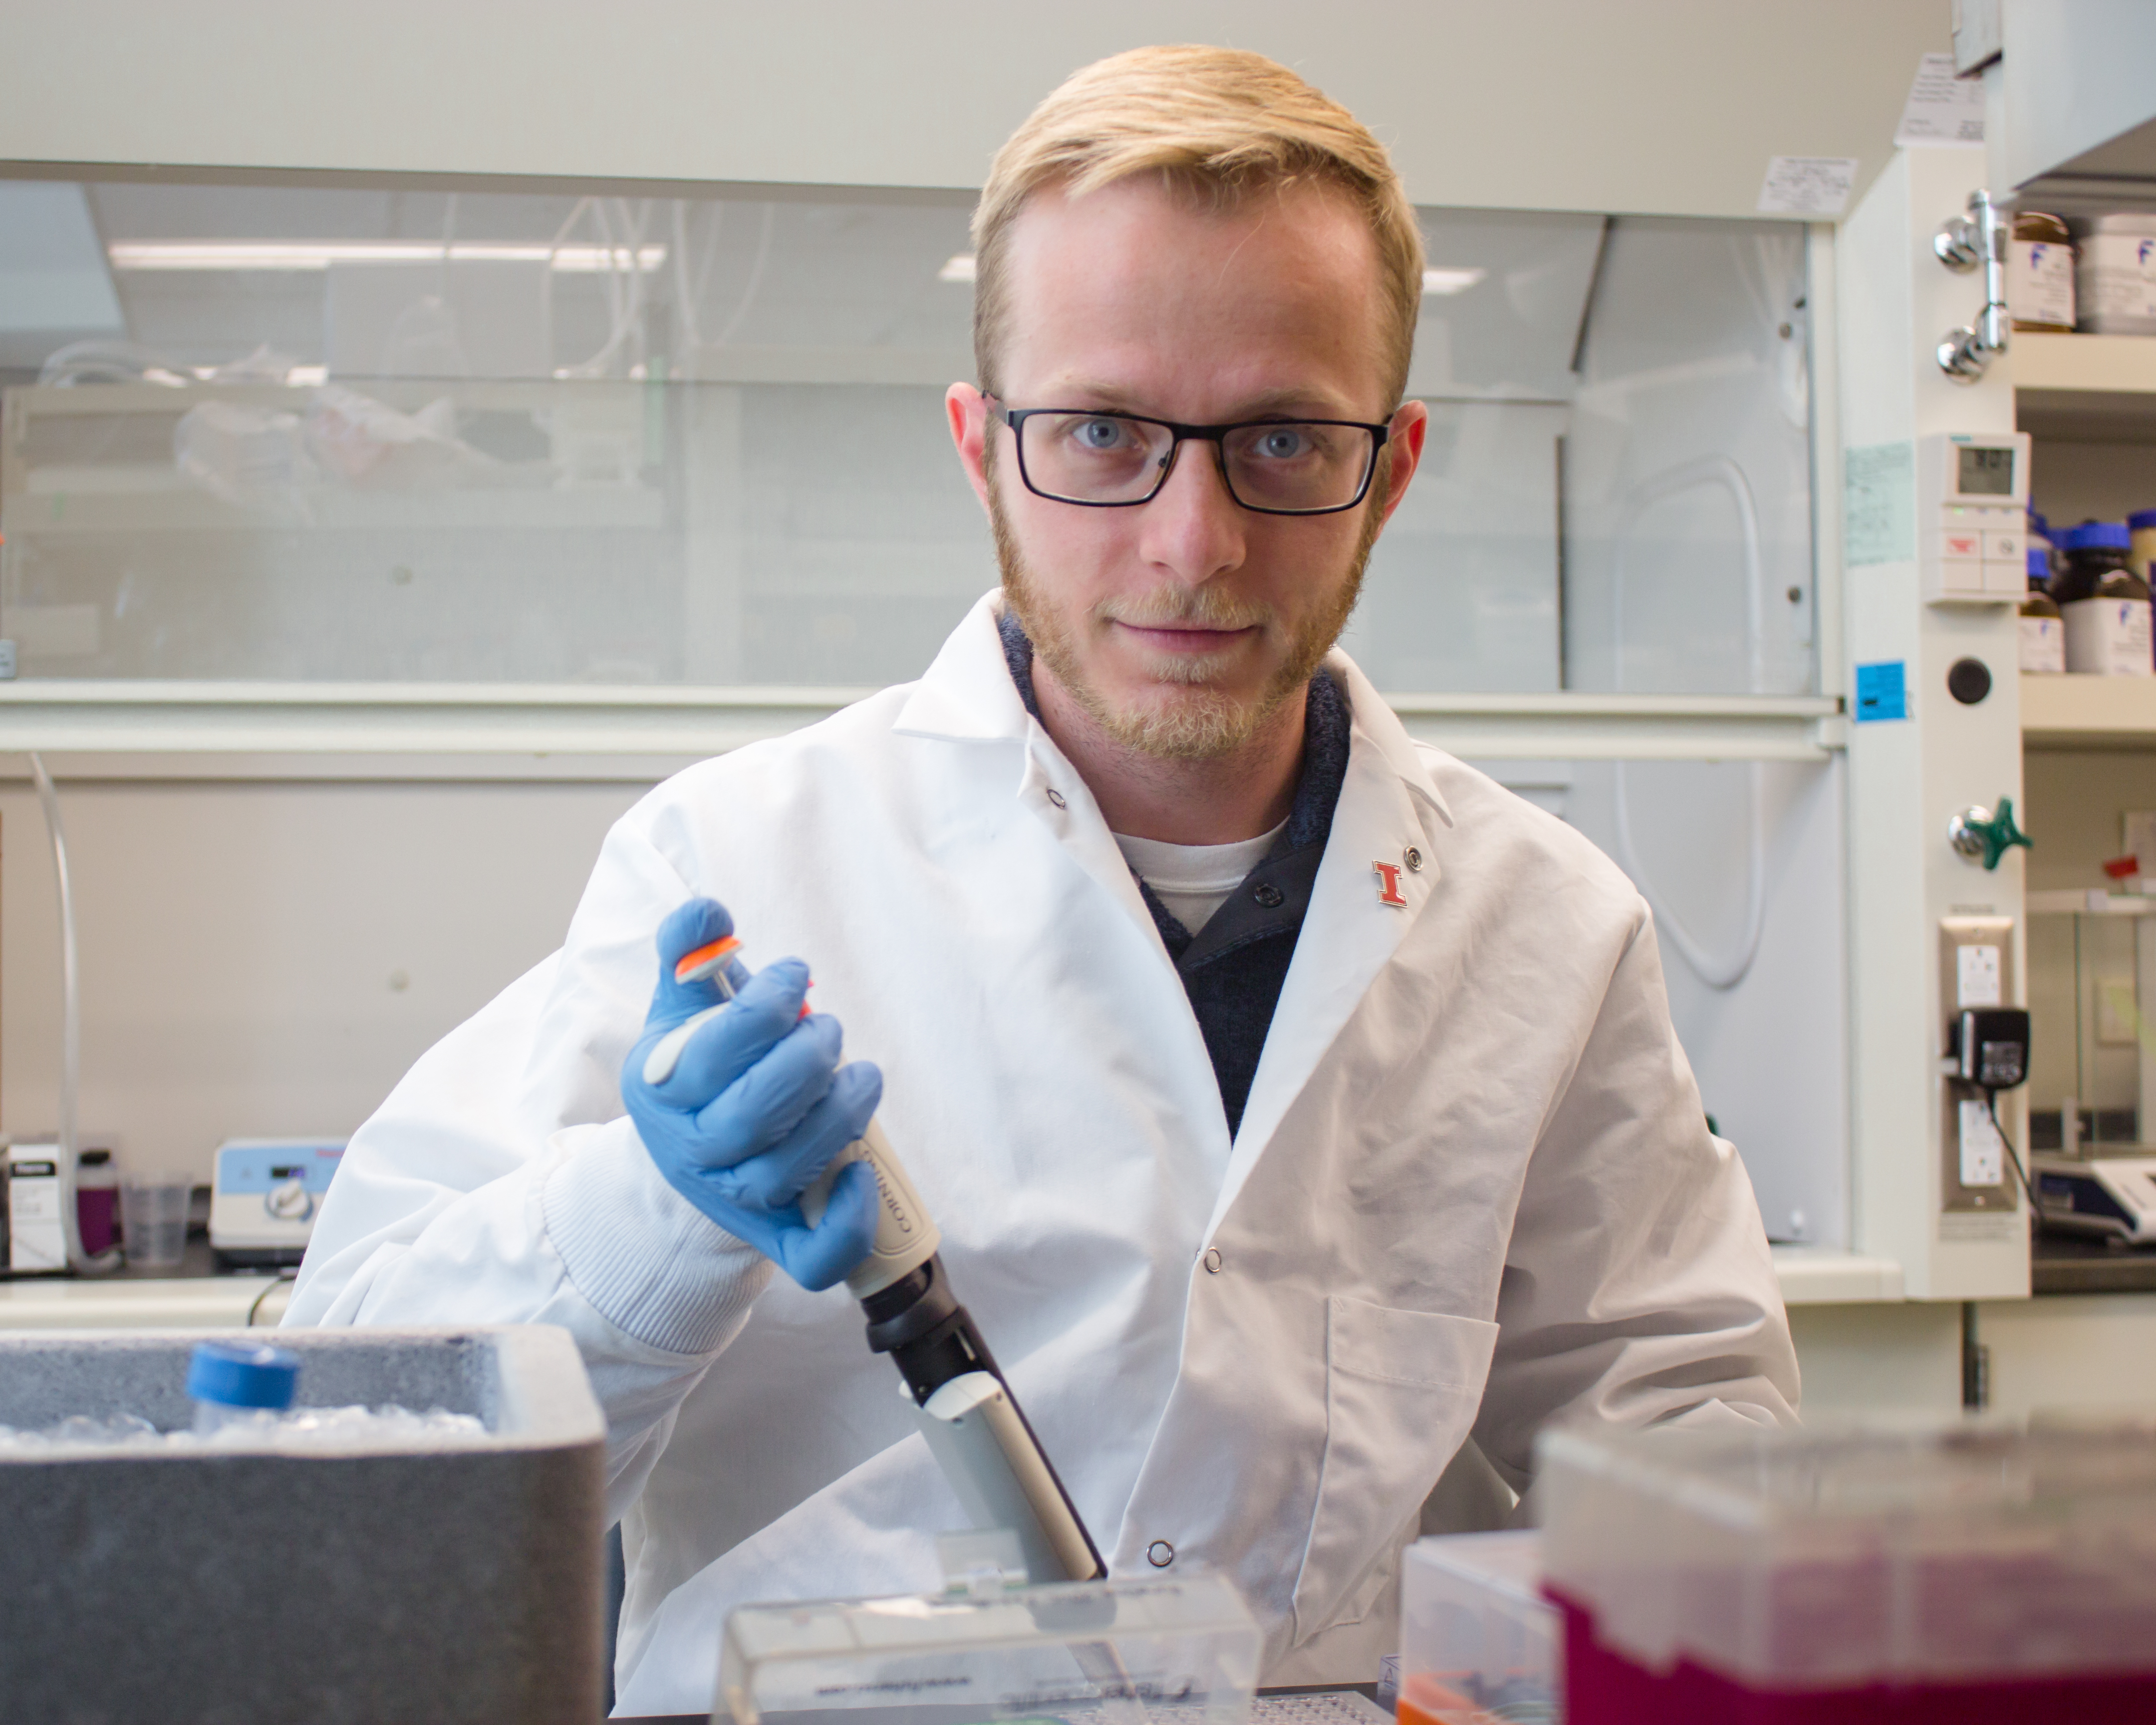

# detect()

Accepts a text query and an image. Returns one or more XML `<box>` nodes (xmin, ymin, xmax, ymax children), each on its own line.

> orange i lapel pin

<box><xmin>1372</xmin><ymin>861</ymin><xmax>1408</xmax><ymax>907</ymax></box>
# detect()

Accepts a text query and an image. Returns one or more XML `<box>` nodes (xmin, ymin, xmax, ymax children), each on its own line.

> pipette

<box><xmin>642</xmin><ymin>934</ymin><xmax>1106</xmax><ymax>1586</ymax></box>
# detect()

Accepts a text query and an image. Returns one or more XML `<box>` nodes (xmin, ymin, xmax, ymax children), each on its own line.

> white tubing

<box><xmin>28</xmin><ymin>754</ymin><xmax>101</xmax><ymax>1271</ymax></box>
<box><xmin>1612</xmin><ymin>759</ymin><xmax>1767</xmax><ymax>990</ymax></box>
<box><xmin>711</xmin><ymin>204</ymin><xmax>776</xmax><ymax>347</ymax></box>
<box><xmin>1607</xmin><ymin>457</ymin><xmax>1770</xmax><ymax>991</ymax></box>
<box><xmin>670</xmin><ymin>202</ymin><xmax>703</xmax><ymax>349</ymax></box>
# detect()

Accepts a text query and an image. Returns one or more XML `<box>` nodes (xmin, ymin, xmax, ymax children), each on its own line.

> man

<box><xmin>289</xmin><ymin>44</ymin><xmax>1797</xmax><ymax>1715</ymax></box>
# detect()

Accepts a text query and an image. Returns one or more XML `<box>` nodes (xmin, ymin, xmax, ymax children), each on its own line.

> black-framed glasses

<box><xmin>993</xmin><ymin>404</ymin><xmax>1391</xmax><ymax>516</ymax></box>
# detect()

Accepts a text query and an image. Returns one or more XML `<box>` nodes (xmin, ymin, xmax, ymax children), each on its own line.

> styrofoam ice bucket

<box><xmin>0</xmin><ymin>1324</ymin><xmax>606</xmax><ymax>1724</ymax></box>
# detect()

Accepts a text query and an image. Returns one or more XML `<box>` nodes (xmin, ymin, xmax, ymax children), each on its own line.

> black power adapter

<box><xmin>1948</xmin><ymin>1008</ymin><xmax>2031</xmax><ymax>1090</ymax></box>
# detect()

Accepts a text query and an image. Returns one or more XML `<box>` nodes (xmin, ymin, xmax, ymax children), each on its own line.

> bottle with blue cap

<box><xmin>2020</xmin><ymin>547</ymin><xmax>2064</xmax><ymax>674</ymax></box>
<box><xmin>2130</xmin><ymin>508</ymin><xmax>2156</xmax><ymax>586</ymax></box>
<box><xmin>187</xmin><ymin>1339</ymin><xmax>301</xmax><ymax>1437</ymax></box>
<box><xmin>2054</xmin><ymin>521</ymin><xmax>2152</xmax><ymax>676</ymax></box>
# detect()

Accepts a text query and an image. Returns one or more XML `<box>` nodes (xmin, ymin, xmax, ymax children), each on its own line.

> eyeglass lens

<box><xmin>1017</xmin><ymin>414</ymin><xmax>1375</xmax><ymax>512</ymax></box>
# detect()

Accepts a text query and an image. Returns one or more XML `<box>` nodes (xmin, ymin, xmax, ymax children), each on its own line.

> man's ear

<box><xmin>947</xmin><ymin>383</ymin><xmax>993</xmax><ymax>512</ymax></box>
<box><xmin>1373</xmin><ymin>399</ymin><xmax>1429</xmax><ymax>532</ymax></box>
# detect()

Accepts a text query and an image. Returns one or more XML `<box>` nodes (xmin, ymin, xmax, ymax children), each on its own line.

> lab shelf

<box><xmin>1391</xmin><ymin>692</ymin><xmax>1843</xmax><ymax>762</ymax></box>
<box><xmin>2015</xmin><ymin>332</ymin><xmax>2156</xmax><ymax>443</ymax></box>
<box><xmin>2014</xmin><ymin>331</ymin><xmax>2156</xmax><ymax>396</ymax></box>
<box><xmin>2020</xmin><ymin>673</ymin><xmax>2156</xmax><ymax>747</ymax></box>
<box><xmin>2027</xmin><ymin>888</ymin><xmax>2156</xmax><ymax>915</ymax></box>
<box><xmin>0</xmin><ymin>680</ymin><xmax>865</xmax><ymax>757</ymax></box>
<box><xmin>0</xmin><ymin>682</ymin><xmax>1845</xmax><ymax>763</ymax></box>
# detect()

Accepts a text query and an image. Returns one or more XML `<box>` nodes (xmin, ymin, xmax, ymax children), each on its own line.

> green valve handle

<box><xmin>1948</xmin><ymin>798</ymin><xmax>2032</xmax><ymax>870</ymax></box>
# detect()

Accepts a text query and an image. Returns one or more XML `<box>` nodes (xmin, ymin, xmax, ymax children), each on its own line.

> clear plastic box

<box><xmin>1538</xmin><ymin>1416</ymin><xmax>2156</xmax><ymax>1722</ymax></box>
<box><xmin>718</xmin><ymin>1572</ymin><xmax>1261</xmax><ymax>1725</ymax></box>
<box><xmin>1398</xmin><ymin>1532</ymin><xmax>1560</xmax><ymax>1725</ymax></box>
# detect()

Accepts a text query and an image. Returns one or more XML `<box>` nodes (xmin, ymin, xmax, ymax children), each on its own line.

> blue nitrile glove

<box><xmin>622</xmin><ymin>897</ymin><xmax>883</xmax><ymax>1292</ymax></box>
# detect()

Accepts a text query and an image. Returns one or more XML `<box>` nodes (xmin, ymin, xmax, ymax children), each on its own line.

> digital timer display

<box><xmin>1957</xmin><ymin>444</ymin><xmax>2015</xmax><ymax>496</ymax></box>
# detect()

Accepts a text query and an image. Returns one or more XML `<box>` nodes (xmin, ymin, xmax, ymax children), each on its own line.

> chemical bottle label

<box><xmin>2062</xmin><ymin>596</ymin><xmax>2155</xmax><ymax>676</ymax></box>
<box><xmin>2009</xmin><ymin>240</ymin><xmax>2076</xmax><ymax>329</ymax></box>
<box><xmin>2018</xmin><ymin>614</ymin><xmax>2065</xmax><ymax>674</ymax></box>
<box><xmin>2078</xmin><ymin>234</ymin><xmax>2156</xmax><ymax>325</ymax></box>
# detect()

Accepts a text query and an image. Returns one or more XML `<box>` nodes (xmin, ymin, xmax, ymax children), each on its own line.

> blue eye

<box><xmin>1254</xmin><ymin>428</ymin><xmax>1309</xmax><ymax>460</ymax></box>
<box><xmin>1073</xmin><ymin>418</ymin><xmax>1126</xmax><ymax>451</ymax></box>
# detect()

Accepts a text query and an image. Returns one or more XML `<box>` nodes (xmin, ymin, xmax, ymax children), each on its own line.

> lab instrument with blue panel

<box><xmin>209</xmin><ymin>1139</ymin><xmax>344</xmax><ymax>1265</ymax></box>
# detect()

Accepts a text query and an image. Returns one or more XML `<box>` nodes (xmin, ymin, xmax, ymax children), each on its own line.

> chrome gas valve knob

<box><xmin>1948</xmin><ymin>799</ymin><xmax>2032</xmax><ymax>870</ymax></box>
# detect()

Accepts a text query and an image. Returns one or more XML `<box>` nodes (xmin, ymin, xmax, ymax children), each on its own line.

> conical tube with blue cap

<box><xmin>187</xmin><ymin>1339</ymin><xmax>301</xmax><ymax>1437</ymax></box>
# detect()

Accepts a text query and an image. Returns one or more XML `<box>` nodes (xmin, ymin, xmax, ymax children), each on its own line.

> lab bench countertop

<box><xmin>6</xmin><ymin>1242</ymin><xmax>2151</xmax><ymax>1333</ymax></box>
<box><xmin>2031</xmin><ymin>1231</ymin><xmax>2156</xmax><ymax>1295</ymax></box>
<box><xmin>0</xmin><ymin>1239</ymin><xmax>292</xmax><ymax>1328</ymax></box>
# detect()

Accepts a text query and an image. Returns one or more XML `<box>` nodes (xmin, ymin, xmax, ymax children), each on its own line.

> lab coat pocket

<box><xmin>1288</xmin><ymin>1296</ymin><xmax>1499</xmax><ymax>1647</ymax></box>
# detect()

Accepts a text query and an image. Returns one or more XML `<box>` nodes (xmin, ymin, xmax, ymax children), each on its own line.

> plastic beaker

<box><xmin>119</xmin><ymin>1173</ymin><xmax>191</xmax><ymax>1269</ymax></box>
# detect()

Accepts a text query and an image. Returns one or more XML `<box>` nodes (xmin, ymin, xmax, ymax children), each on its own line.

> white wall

<box><xmin>0</xmin><ymin>768</ymin><xmax>645</xmax><ymax>1176</ymax></box>
<box><xmin>1</xmin><ymin>2</ymin><xmax>1947</xmax><ymax>220</ymax></box>
<box><xmin>1978</xmin><ymin>1293</ymin><xmax>2156</xmax><ymax>1415</ymax></box>
<box><xmin>1791</xmin><ymin>1295</ymin><xmax>2156</xmax><ymax>1421</ymax></box>
<box><xmin>1788</xmin><ymin>1301</ymin><xmax>1962</xmax><ymax>1418</ymax></box>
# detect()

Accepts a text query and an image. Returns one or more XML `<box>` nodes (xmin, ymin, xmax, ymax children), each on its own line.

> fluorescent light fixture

<box><xmin>1421</xmin><ymin>267</ymin><xmax>1486</xmax><ymax>295</ymax></box>
<box><xmin>938</xmin><ymin>254</ymin><xmax>977</xmax><ymax>284</ymax></box>
<box><xmin>106</xmin><ymin>242</ymin><xmax>667</xmax><ymax>274</ymax></box>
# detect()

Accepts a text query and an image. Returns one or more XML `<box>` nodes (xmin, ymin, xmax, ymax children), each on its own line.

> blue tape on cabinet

<box><xmin>1854</xmin><ymin>660</ymin><xmax>1908</xmax><ymax>722</ymax></box>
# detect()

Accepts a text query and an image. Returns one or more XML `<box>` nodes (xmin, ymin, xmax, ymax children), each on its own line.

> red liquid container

<box><xmin>75</xmin><ymin>1147</ymin><xmax>118</xmax><ymax>1256</ymax></box>
<box><xmin>1537</xmin><ymin>1419</ymin><xmax>2156</xmax><ymax>1725</ymax></box>
<box><xmin>1556</xmin><ymin>1589</ymin><xmax>2156</xmax><ymax>1723</ymax></box>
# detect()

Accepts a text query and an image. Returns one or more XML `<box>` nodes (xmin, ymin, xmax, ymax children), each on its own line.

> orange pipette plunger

<box><xmin>674</xmin><ymin>935</ymin><xmax>743</xmax><ymax>988</ymax></box>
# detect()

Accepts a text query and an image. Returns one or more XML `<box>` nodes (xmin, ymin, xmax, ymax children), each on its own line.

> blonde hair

<box><xmin>971</xmin><ymin>44</ymin><xmax>1424</xmax><ymax>407</ymax></box>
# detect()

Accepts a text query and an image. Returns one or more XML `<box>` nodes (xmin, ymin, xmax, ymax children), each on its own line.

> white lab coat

<box><xmin>288</xmin><ymin>591</ymin><xmax>1797</xmax><ymax>1716</ymax></box>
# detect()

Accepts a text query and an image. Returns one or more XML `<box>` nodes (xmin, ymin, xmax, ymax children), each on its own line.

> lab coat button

<box><xmin>1403</xmin><ymin>846</ymin><xmax>1424</xmax><ymax>872</ymax></box>
<box><xmin>1146</xmin><ymin>1540</ymin><xmax>1175</xmax><ymax>1567</ymax></box>
<box><xmin>1046</xmin><ymin>789</ymin><xmax>1067</xmax><ymax>809</ymax></box>
<box><xmin>1252</xmin><ymin>881</ymin><xmax>1285</xmax><ymax>909</ymax></box>
<box><xmin>1202</xmin><ymin>1247</ymin><xmax>1223</xmax><ymax>1273</ymax></box>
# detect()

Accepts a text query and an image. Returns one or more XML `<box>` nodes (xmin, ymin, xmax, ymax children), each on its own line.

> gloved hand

<box><xmin>622</xmin><ymin>897</ymin><xmax>883</xmax><ymax>1291</ymax></box>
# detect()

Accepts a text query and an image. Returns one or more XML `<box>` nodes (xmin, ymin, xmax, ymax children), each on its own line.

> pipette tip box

<box><xmin>719</xmin><ymin>1571</ymin><xmax>1262</xmax><ymax>1725</ymax></box>
<box><xmin>1397</xmin><ymin>1530</ymin><xmax>1558</xmax><ymax>1725</ymax></box>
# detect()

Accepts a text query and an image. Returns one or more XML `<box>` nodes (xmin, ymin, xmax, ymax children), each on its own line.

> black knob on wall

<box><xmin>1947</xmin><ymin>658</ymin><xmax>1992</xmax><ymax>705</ymax></box>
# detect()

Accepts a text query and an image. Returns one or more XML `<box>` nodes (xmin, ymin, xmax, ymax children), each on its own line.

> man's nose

<box><xmin>1138</xmin><ymin>439</ymin><xmax>1246</xmax><ymax>585</ymax></box>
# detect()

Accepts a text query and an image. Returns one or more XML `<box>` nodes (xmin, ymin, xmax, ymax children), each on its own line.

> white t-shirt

<box><xmin>1114</xmin><ymin>818</ymin><xmax>1290</xmax><ymax>935</ymax></box>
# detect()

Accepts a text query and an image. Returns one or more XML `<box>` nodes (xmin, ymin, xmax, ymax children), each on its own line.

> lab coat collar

<box><xmin>1320</xmin><ymin>648</ymin><xmax>1454</xmax><ymax>831</ymax></box>
<box><xmin>895</xmin><ymin>594</ymin><xmax>1181</xmax><ymax>981</ymax></box>
<box><xmin>892</xmin><ymin>591</ymin><xmax>1032</xmax><ymax>744</ymax></box>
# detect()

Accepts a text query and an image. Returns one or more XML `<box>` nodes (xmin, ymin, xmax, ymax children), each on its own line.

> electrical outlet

<box><xmin>1940</xmin><ymin>917</ymin><xmax>2017</xmax><ymax>1213</ymax></box>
